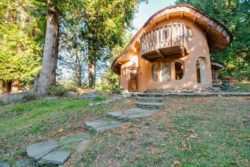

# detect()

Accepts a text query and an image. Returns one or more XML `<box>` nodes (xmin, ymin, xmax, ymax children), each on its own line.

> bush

<box><xmin>49</xmin><ymin>85</ymin><xmax>66</xmax><ymax>96</ymax></box>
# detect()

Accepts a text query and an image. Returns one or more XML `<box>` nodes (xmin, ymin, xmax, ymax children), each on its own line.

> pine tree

<box><xmin>0</xmin><ymin>0</ymin><xmax>44</xmax><ymax>93</ymax></box>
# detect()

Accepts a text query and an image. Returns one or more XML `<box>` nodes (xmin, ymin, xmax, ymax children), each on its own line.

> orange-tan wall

<box><xmin>120</xmin><ymin>17</ymin><xmax>213</xmax><ymax>92</ymax></box>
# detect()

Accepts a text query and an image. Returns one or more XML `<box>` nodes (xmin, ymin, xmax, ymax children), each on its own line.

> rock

<box><xmin>27</xmin><ymin>140</ymin><xmax>59</xmax><ymax>160</ymax></box>
<box><xmin>80</xmin><ymin>93</ymin><xmax>97</xmax><ymax>99</ymax></box>
<box><xmin>64</xmin><ymin>91</ymin><xmax>78</xmax><ymax>97</ymax></box>
<box><xmin>0</xmin><ymin>162</ymin><xmax>10</xmax><ymax>167</ymax></box>
<box><xmin>112</xmin><ymin>96</ymin><xmax>123</xmax><ymax>101</ymax></box>
<box><xmin>135</xmin><ymin>102</ymin><xmax>164</xmax><ymax>110</ymax></box>
<box><xmin>84</xmin><ymin>120</ymin><xmax>122</xmax><ymax>132</ymax></box>
<box><xmin>39</xmin><ymin>151</ymin><xmax>71</xmax><ymax>165</ymax></box>
<box><xmin>220</xmin><ymin>82</ymin><xmax>233</xmax><ymax>91</ymax></box>
<box><xmin>107</xmin><ymin>108</ymin><xmax>155</xmax><ymax>121</ymax></box>
<box><xmin>16</xmin><ymin>158</ymin><xmax>35</xmax><ymax>167</ymax></box>
<box><xmin>0</xmin><ymin>92</ymin><xmax>31</xmax><ymax>105</ymax></box>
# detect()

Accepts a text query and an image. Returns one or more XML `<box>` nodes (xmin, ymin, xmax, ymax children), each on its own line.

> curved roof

<box><xmin>112</xmin><ymin>4</ymin><xmax>233</xmax><ymax>74</ymax></box>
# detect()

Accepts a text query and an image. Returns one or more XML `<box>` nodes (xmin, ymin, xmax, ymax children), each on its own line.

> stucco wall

<box><xmin>120</xmin><ymin>17</ymin><xmax>212</xmax><ymax>92</ymax></box>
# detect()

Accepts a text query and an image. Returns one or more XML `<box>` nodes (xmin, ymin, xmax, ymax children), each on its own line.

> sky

<box><xmin>132</xmin><ymin>0</ymin><xmax>177</xmax><ymax>34</ymax></box>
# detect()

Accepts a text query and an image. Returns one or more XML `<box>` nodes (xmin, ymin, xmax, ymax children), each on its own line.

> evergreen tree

<box><xmin>34</xmin><ymin>0</ymin><xmax>85</xmax><ymax>96</ymax></box>
<box><xmin>0</xmin><ymin>0</ymin><xmax>45</xmax><ymax>93</ymax></box>
<box><xmin>82</xmin><ymin>0</ymin><xmax>144</xmax><ymax>88</ymax></box>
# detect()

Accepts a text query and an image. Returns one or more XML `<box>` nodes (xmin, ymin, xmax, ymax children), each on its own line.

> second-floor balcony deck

<box><xmin>140</xmin><ymin>23</ymin><xmax>190</xmax><ymax>61</ymax></box>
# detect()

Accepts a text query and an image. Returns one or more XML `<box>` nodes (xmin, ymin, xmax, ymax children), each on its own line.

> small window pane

<box><xmin>152</xmin><ymin>64</ymin><xmax>159</xmax><ymax>81</ymax></box>
<box><xmin>162</xmin><ymin>63</ymin><xmax>171</xmax><ymax>81</ymax></box>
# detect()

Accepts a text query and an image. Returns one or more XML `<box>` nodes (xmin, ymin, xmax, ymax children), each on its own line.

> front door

<box><xmin>128</xmin><ymin>67</ymin><xmax>138</xmax><ymax>92</ymax></box>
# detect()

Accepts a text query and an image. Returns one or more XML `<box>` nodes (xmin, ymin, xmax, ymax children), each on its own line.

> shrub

<box><xmin>49</xmin><ymin>85</ymin><xmax>66</xmax><ymax>96</ymax></box>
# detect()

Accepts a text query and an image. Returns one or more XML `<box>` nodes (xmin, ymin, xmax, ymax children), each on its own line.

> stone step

<box><xmin>135</xmin><ymin>96</ymin><xmax>165</xmax><ymax>102</ymax></box>
<box><xmin>107</xmin><ymin>108</ymin><xmax>155</xmax><ymax>121</ymax></box>
<box><xmin>84</xmin><ymin>120</ymin><xmax>122</xmax><ymax>133</ymax></box>
<box><xmin>26</xmin><ymin>140</ymin><xmax>60</xmax><ymax>160</ymax></box>
<box><xmin>38</xmin><ymin>151</ymin><xmax>71</xmax><ymax>165</ymax></box>
<box><xmin>133</xmin><ymin>92</ymin><xmax>250</xmax><ymax>97</ymax></box>
<box><xmin>135</xmin><ymin>102</ymin><xmax>164</xmax><ymax>110</ymax></box>
<box><xmin>133</xmin><ymin>93</ymin><xmax>166</xmax><ymax>97</ymax></box>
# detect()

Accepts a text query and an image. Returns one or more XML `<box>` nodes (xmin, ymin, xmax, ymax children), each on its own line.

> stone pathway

<box><xmin>39</xmin><ymin>151</ymin><xmax>71</xmax><ymax>165</ymax></box>
<box><xmin>5</xmin><ymin>94</ymin><xmax>165</xmax><ymax>166</ymax></box>
<box><xmin>27</xmin><ymin>140</ymin><xmax>60</xmax><ymax>160</ymax></box>
<box><xmin>84</xmin><ymin>120</ymin><xmax>122</xmax><ymax>132</ymax></box>
<box><xmin>107</xmin><ymin>108</ymin><xmax>155</xmax><ymax>121</ymax></box>
<box><xmin>12</xmin><ymin>132</ymin><xmax>91</xmax><ymax>167</ymax></box>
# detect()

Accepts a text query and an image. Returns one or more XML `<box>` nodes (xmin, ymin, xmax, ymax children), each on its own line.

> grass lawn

<box><xmin>69</xmin><ymin>96</ymin><xmax>250</xmax><ymax>167</ymax></box>
<box><xmin>234</xmin><ymin>83</ymin><xmax>250</xmax><ymax>92</ymax></box>
<box><xmin>0</xmin><ymin>96</ymin><xmax>133</xmax><ymax>165</ymax></box>
<box><xmin>0</xmin><ymin>96</ymin><xmax>249</xmax><ymax>166</ymax></box>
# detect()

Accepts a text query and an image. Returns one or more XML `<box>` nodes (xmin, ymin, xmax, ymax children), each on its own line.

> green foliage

<box><xmin>81</xmin><ymin>0</ymin><xmax>143</xmax><ymax>87</ymax></box>
<box><xmin>96</xmin><ymin>69</ymin><xmax>120</xmax><ymax>92</ymax></box>
<box><xmin>176</xmin><ymin>0</ymin><xmax>250</xmax><ymax>78</ymax></box>
<box><xmin>49</xmin><ymin>85</ymin><xmax>66</xmax><ymax>96</ymax></box>
<box><xmin>0</xmin><ymin>0</ymin><xmax>46</xmax><ymax>88</ymax></box>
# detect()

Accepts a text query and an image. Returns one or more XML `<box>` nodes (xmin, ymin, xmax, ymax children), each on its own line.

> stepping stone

<box><xmin>107</xmin><ymin>108</ymin><xmax>155</xmax><ymax>121</ymax></box>
<box><xmin>59</xmin><ymin>133</ymin><xmax>90</xmax><ymax>145</ymax></box>
<box><xmin>27</xmin><ymin>140</ymin><xmax>59</xmax><ymax>160</ymax></box>
<box><xmin>39</xmin><ymin>151</ymin><xmax>71</xmax><ymax>165</ymax></box>
<box><xmin>0</xmin><ymin>162</ymin><xmax>9</xmax><ymax>167</ymax></box>
<box><xmin>135</xmin><ymin>97</ymin><xmax>165</xmax><ymax>102</ymax></box>
<box><xmin>16</xmin><ymin>158</ymin><xmax>35</xmax><ymax>167</ymax></box>
<box><xmin>84</xmin><ymin>120</ymin><xmax>122</xmax><ymax>132</ymax></box>
<box><xmin>135</xmin><ymin>102</ymin><xmax>164</xmax><ymax>110</ymax></box>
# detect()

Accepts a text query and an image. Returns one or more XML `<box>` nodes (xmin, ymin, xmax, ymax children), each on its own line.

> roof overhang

<box><xmin>112</xmin><ymin>4</ymin><xmax>233</xmax><ymax>74</ymax></box>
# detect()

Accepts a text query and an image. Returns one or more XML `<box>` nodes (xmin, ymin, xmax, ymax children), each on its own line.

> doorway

<box><xmin>127</xmin><ymin>67</ymin><xmax>138</xmax><ymax>92</ymax></box>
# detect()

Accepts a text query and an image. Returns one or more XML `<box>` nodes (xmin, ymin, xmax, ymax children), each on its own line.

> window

<box><xmin>175</xmin><ymin>61</ymin><xmax>184</xmax><ymax>80</ymax></box>
<box><xmin>152</xmin><ymin>63</ymin><xmax>159</xmax><ymax>81</ymax></box>
<box><xmin>161</xmin><ymin>63</ymin><xmax>171</xmax><ymax>81</ymax></box>
<box><xmin>196</xmin><ymin>57</ymin><xmax>207</xmax><ymax>84</ymax></box>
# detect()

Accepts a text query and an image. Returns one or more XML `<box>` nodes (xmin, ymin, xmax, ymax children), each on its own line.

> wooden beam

<box><xmin>156</xmin><ymin>49</ymin><xmax>164</xmax><ymax>58</ymax></box>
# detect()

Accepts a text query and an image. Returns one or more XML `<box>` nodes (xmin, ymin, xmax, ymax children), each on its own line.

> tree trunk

<box><xmin>34</xmin><ymin>7</ymin><xmax>59</xmax><ymax>96</ymax></box>
<box><xmin>88</xmin><ymin>58</ymin><xmax>96</xmax><ymax>88</ymax></box>
<box><xmin>2</xmin><ymin>80</ymin><xmax>12</xmax><ymax>94</ymax></box>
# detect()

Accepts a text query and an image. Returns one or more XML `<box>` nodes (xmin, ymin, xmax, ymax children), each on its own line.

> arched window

<box><xmin>196</xmin><ymin>57</ymin><xmax>207</xmax><ymax>84</ymax></box>
<box><xmin>175</xmin><ymin>61</ymin><xmax>184</xmax><ymax>80</ymax></box>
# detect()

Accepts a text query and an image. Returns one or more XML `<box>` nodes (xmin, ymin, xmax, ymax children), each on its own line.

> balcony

<box><xmin>140</xmin><ymin>24</ymin><xmax>190</xmax><ymax>61</ymax></box>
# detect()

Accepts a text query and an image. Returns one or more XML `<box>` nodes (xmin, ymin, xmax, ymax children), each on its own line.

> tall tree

<box><xmin>0</xmin><ymin>0</ymin><xmax>45</xmax><ymax>93</ymax></box>
<box><xmin>34</xmin><ymin>0</ymin><xmax>85</xmax><ymax>96</ymax></box>
<box><xmin>83</xmin><ymin>0</ymin><xmax>144</xmax><ymax>88</ymax></box>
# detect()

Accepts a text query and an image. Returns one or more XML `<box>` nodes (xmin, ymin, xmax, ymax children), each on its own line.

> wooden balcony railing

<box><xmin>140</xmin><ymin>24</ymin><xmax>190</xmax><ymax>61</ymax></box>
